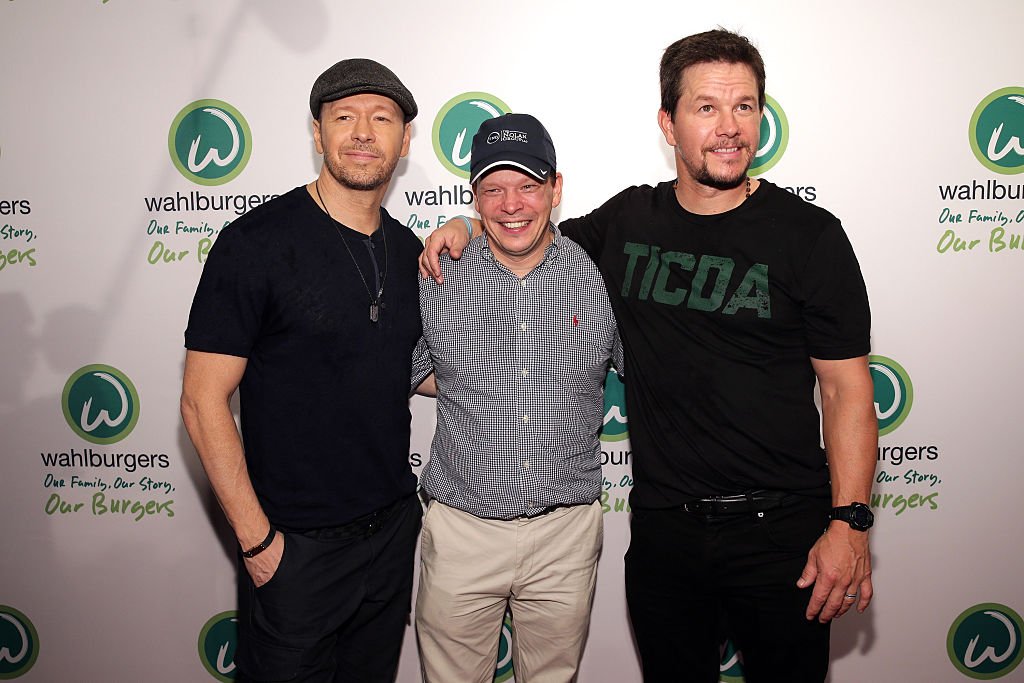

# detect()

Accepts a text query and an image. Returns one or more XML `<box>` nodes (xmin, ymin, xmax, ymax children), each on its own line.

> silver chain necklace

<box><xmin>315</xmin><ymin>180</ymin><xmax>388</xmax><ymax>323</ymax></box>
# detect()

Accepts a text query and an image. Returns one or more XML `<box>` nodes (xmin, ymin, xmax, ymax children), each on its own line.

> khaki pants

<box><xmin>415</xmin><ymin>500</ymin><xmax>603</xmax><ymax>683</ymax></box>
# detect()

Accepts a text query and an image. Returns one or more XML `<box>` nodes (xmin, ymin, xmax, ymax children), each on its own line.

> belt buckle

<box><xmin>683</xmin><ymin>493</ymin><xmax>752</xmax><ymax>516</ymax></box>
<box><xmin>681</xmin><ymin>499</ymin><xmax>710</xmax><ymax>515</ymax></box>
<box><xmin>713</xmin><ymin>493</ymin><xmax>748</xmax><ymax>504</ymax></box>
<box><xmin>365</xmin><ymin>496</ymin><xmax>404</xmax><ymax>536</ymax></box>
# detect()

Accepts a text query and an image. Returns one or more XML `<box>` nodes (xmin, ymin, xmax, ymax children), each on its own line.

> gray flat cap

<box><xmin>309</xmin><ymin>58</ymin><xmax>417</xmax><ymax>121</ymax></box>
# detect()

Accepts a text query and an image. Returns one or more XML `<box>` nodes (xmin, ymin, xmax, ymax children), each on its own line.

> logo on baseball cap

<box><xmin>469</xmin><ymin>113</ymin><xmax>556</xmax><ymax>185</ymax></box>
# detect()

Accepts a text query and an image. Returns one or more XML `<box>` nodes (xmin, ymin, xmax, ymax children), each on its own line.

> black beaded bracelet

<box><xmin>241</xmin><ymin>526</ymin><xmax>276</xmax><ymax>559</ymax></box>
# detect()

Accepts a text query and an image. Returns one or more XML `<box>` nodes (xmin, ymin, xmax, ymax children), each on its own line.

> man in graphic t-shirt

<box><xmin>419</xmin><ymin>29</ymin><xmax>877</xmax><ymax>682</ymax></box>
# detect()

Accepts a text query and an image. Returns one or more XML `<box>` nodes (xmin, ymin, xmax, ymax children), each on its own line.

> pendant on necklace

<box><xmin>369</xmin><ymin>302</ymin><xmax>380</xmax><ymax>323</ymax></box>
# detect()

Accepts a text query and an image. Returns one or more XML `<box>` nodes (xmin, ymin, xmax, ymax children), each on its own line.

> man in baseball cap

<box><xmin>418</xmin><ymin>29</ymin><xmax>876</xmax><ymax>682</ymax></box>
<box><xmin>414</xmin><ymin>112</ymin><xmax>622</xmax><ymax>681</ymax></box>
<box><xmin>183</xmin><ymin>57</ymin><xmax>430</xmax><ymax>682</ymax></box>
<box><xmin>468</xmin><ymin>112</ymin><xmax>555</xmax><ymax>183</ymax></box>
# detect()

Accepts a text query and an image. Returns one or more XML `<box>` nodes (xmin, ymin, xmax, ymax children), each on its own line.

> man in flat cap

<box><xmin>414</xmin><ymin>113</ymin><xmax>622</xmax><ymax>682</ymax></box>
<box><xmin>182</xmin><ymin>58</ymin><xmax>431</xmax><ymax>682</ymax></box>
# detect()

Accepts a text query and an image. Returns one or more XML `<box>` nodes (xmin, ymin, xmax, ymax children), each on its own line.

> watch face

<box><xmin>850</xmin><ymin>504</ymin><xmax>874</xmax><ymax>528</ymax></box>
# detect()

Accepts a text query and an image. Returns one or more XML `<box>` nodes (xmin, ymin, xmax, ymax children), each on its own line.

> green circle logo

<box><xmin>494</xmin><ymin>609</ymin><xmax>514</xmax><ymax>682</ymax></box>
<box><xmin>432</xmin><ymin>92</ymin><xmax>510</xmax><ymax>178</ymax></box>
<box><xmin>198</xmin><ymin>611</ymin><xmax>238</xmax><ymax>682</ymax></box>
<box><xmin>948</xmin><ymin>603</ymin><xmax>1024</xmax><ymax>679</ymax></box>
<box><xmin>601</xmin><ymin>370</ymin><xmax>629</xmax><ymax>442</ymax></box>
<box><xmin>970</xmin><ymin>88</ymin><xmax>1024</xmax><ymax>175</ymax></box>
<box><xmin>719</xmin><ymin>639</ymin><xmax>745</xmax><ymax>682</ymax></box>
<box><xmin>0</xmin><ymin>605</ymin><xmax>39</xmax><ymax>679</ymax></box>
<box><xmin>61</xmin><ymin>364</ymin><xmax>140</xmax><ymax>444</ymax></box>
<box><xmin>869</xmin><ymin>355</ymin><xmax>913</xmax><ymax>437</ymax></box>
<box><xmin>169</xmin><ymin>99</ymin><xmax>252</xmax><ymax>185</ymax></box>
<box><xmin>749</xmin><ymin>95</ymin><xmax>789</xmax><ymax>176</ymax></box>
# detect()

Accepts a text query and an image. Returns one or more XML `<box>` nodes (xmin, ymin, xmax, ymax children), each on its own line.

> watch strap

<box><xmin>830</xmin><ymin>502</ymin><xmax>872</xmax><ymax>530</ymax></box>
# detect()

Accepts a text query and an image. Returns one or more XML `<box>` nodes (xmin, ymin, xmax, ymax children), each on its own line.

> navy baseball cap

<box><xmin>469</xmin><ymin>113</ymin><xmax>556</xmax><ymax>185</ymax></box>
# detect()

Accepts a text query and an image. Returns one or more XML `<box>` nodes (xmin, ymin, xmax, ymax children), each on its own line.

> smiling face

<box><xmin>658</xmin><ymin>61</ymin><xmax>761</xmax><ymax>193</ymax></box>
<box><xmin>313</xmin><ymin>93</ymin><xmax>410</xmax><ymax>191</ymax></box>
<box><xmin>474</xmin><ymin>168</ymin><xmax>563</xmax><ymax>277</ymax></box>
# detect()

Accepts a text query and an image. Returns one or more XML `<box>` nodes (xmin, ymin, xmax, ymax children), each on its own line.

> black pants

<box><xmin>625</xmin><ymin>495</ymin><xmax>831</xmax><ymax>683</ymax></box>
<box><xmin>237</xmin><ymin>494</ymin><xmax>421</xmax><ymax>683</ymax></box>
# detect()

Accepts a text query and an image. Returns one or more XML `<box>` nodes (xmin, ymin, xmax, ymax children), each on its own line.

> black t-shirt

<box><xmin>184</xmin><ymin>186</ymin><xmax>422</xmax><ymax>528</ymax></box>
<box><xmin>561</xmin><ymin>180</ymin><xmax>870</xmax><ymax>507</ymax></box>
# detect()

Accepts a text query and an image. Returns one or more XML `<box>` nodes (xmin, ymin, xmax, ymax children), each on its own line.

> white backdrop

<box><xmin>2</xmin><ymin>1</ymin><xmax>1023</xmax><ymax>681</ymax></box>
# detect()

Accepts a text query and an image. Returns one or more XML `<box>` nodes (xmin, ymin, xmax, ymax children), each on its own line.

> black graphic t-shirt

<box><xmin>561</xmin><ymin>180</ymin><xmax>870</xmax><ymax>507</ymax></box>
<box><xmin>185</xmin><ymin>186</ymin><xmax>423</xmax><ymax>528</ymax></box>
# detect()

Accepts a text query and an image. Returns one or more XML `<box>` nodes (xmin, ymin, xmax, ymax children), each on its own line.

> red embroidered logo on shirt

<box><xmin>572</xmin><ymin>315</ymin><xmax>578</xmax><ymax>327</ymax></box>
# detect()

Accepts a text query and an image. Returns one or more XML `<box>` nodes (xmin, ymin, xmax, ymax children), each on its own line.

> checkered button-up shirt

<box><xmin>418</xmin><ymin>224</ymin><xmax>622</xmax><ymax>519</ymax></box>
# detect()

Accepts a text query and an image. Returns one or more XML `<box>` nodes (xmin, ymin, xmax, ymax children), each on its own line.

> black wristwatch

<box><xmin>830</xmin><ymin>502</ymin><xmax>874</xmax><ymax>531</ymax></box>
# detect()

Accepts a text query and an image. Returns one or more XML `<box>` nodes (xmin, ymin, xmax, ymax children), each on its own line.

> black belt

<box><xmin>680</xmin><ymin>490</ymin><xmax>791</xmax><ymax>516</ymax></box>
<box><xmin>283</xmin><ymin>494</ymin><xmax>412</xmax><ymax>540</ymax></box>
<box><xmin>520</xmin><ymin>502</ymin><xmax>579</xmax><ymax>519</ymax></box>
<box><xmin>419</xmin><ymin>485</ymin><xmax>586</xmax><ymax>520</ymax></box>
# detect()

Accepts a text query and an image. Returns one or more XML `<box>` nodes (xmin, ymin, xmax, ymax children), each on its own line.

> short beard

<box><xmin>694</xmin><ymin>166</ymin><xmax>747</xmax><ymax>191</ymax></box>
<box><xmin>324</xmin><ymin>148</ymin><xmax>399</xmax><ymax>191</ymax></box>
<box><xmin>680</xmin><ymin>144</ymin><xmax>752</xmax><ymax>191</ymax></box>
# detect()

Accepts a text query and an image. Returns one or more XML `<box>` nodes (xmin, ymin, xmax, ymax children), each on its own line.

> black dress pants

<box><xmin>236</xmin><ymin>494</ymin><xmax>421</xmax><ymax>683</ymax></box>
<box><xmin>625</xmin><ymin>495</ymin><xmax>832</xmax><ymax>683</ymax></box>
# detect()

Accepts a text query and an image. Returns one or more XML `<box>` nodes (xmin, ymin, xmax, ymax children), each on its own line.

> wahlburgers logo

<box><xmin>432</xmin><ymin>92</ymin><xmax>510</xmax><ymax>178</ymax></box>
<box><xmin>869</xmin><ymin>355</ymin><xmax>913</xmax><ymax>436</ymax></box>
<box><xmin>0</xmin><ymin>605</ymin><xmax>39</xmax><ymax>679</ymax></box>
<box><xmin>948</xmin><ymin>603</ymin><xmax>1023</xmax><ymax>679</ymax></box>
<box><xmin>749</xmin><ymin>95</ymin><xmax>788</xmax><ymax>176</ymax></box>
<box><xmin>601</xmin><ymin>370</ymin><xmax>628</xmax><ymax>442</ymax></box>
<box><xmin>970</xmin><ymin>88</ymin><xmax>1024</xmax><ymax>175</ymax></box>
<box><xmin>169</xmin><ymin>99</ymin><xmax>252</xmax><ymax>185</ymax></box>
<box><xmin>198</xmin><ymin>612</ymin><xmax>238</xmax><ymax>682</ymax></box>
<box><xmin>719</xmin><ymin>639</ymin><xmax>745</xmax><ymax>682</ymax></box>
<box><xmin>494</xmin><ymin>609</ymin><xmax>515</xmax><ymax>682</ymax></box>
<box><xmin>61</xmin><ymin>364</ymin><xmax>140</xmax><ymax>444</ymax></box>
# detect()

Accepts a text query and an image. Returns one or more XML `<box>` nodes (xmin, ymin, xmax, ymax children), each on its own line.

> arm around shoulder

<box><xmin>418</xmin><ymin>215</ymin><xmax>480</xmax><ymax>282</ymax></box>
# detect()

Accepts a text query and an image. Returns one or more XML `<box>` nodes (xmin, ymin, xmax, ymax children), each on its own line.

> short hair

<box><xmin>660</xmin><ymin>29</ymin><xmax>766</xmax><ymax>119</ymax></box>
<box><xmin>471</xmin><ymin>169</ymin><xmax>557</xmax><ymax>193</ymax></box>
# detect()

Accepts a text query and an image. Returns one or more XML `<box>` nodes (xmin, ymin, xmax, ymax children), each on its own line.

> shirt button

<box><xmin>523</xmin><ymin>461</ymin><xmax>530</xmax><ymax>470</ymax></box>
<box><xmin>520</xmin><ymin>322</ymin><xmax>528</xmax><ymax>331</ymax></box>
<box><xmin>521</xmin><ymin>368</ymin><xmax>529</xmax><ymax>377</ymax></box>
<box><xmin>520</xmin><ymin>280</ymin><xmax>527</xmax><ymax>288</ymax></box>
<box><xmin>522</xmin><ymin>414</ymin><xmax>529</xmax><ymax>423</ymax></box>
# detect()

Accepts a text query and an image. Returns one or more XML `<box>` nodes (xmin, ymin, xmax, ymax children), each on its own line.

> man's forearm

<box><xmin>447</xmin><ymin>215</ymin><xmax>482</xmax><ymax>239</ymax></box>
<box><xmin>799</xmin><ymin>356</ymin><xmax>877</xmax><ymax>620</ymax></box>
<box><xmin>821</xmin><ymin>382</ymin><xmax>877</xmax><ymax>508</ymax></box>
<box><xmin>181</xmin><ymin>396</ymin><xmax>270</xmax><ymax>550</ymax></box>
<box><xmin>420</xmin><ymin>215</ymin><xmax>480</xmax><ymax>282</ymax></box>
